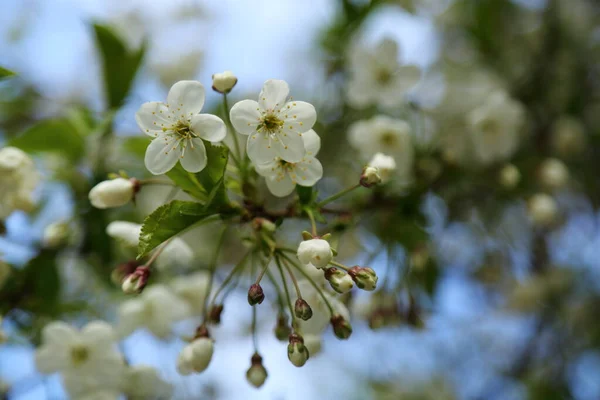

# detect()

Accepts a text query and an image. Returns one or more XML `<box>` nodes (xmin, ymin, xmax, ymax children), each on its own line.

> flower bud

<box><xmin>367</xmin><ymin>153</ymin><xmax>396</xmax><ymax>183</ymax></box>
<box><xmin>252</xmin><ymin>218</ymin><xmax>276</xmax><ymax>233</ymax></box>
<box><xmin>177</xmin><ymin>335</ymin><xmax>214</xmax><ymax>375</ymax></box>
<box><xmin>539</xmin><ymin>158</ymin><xmax>569</xmax><ymax>190</ymax></box>
<box><xmin>111</xmin><ymin>260</ymin><xmax>139</xmax><ymax>285</ymax></box>
<box><xmin>348</xmin><ymin>266</ymin><xmax>378</xmax><ymax>291</ymax></box>
<box><xmin>248</xmin><ymin>283</ymin><xmax>265</xmax><ymax>305</ymax></box>
<box><xmin>246</xmin><ymin>353</ymin><xmax>268</xmax><ymax>388</ymax></box>
<box><xmin>42</xmin><ymin>221</ymin><xmax>70</xmax><ymax>248</ymax></box>
<box><xmin>499</xmin><ymin>164</ymin><xmax>520</xmax><ymax>189</ymax></box>
<box><xmin>528</xmin><ymin>194</ymin><xmax>558</xmax><ymax>226</ymax></box>
<box><xmin>297</xmin><ymin>239</ymin><xmax>333</xmax><ymax>269</ymax></box>
<box><xmin>360</xmin><ymin>166</ymin><xmax>381</xmax><ymax>187</ymax></box>
<box><xmin>274</xmin><ymin>313</ymin><xmax>291</xmax><ymax>341</ymax></box>
<box><xmin>294</xmin><ymin>298</ymin><xmax>313</xmax><ymax>321</ymax></box>
<box><xmin>212</xmin><ymin>71</ymin><xmax>238</xmax><ymax>94</ymax></box>
<box><xmin>287</xmin><ymin>333</ymin><xmax>309</xmax><ymax>367</ymax></box>
<box><xmin>89</xmin><ymin>178</ymin><xmax>138</xmax><ymax>209</ymax></box>
<box><xmin>324</xmin><ymin>267</ymin><xmax>354</xmax><ymax>293</ymax></box>
<box><xmin>330</xmin><ymin>315</ymin><xmax>352</xmax><ymax>340</ymax></box>
<box><xmin>207</xmin><ymin>304</ymin><xmax>224</xmax><ymax>325</ymax></box>
<box><xmin>121</xmin><ymin>266</ymin><xmax>151</xmax><ymax>294</ymax></box>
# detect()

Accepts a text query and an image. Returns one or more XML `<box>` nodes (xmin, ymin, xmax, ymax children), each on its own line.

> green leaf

<box><xmin>21</xmin><ymin>250</ymin><xmax>61</xmax><ymax>314</ymax></box>
<box><xmin>93</xmin><ymin>24</ymin><xmax>145</xmax><ymax>109</ymax></box>
<box><xmin>166</xmin><ymin>164</ymin><xmax>208</xmax><ymax>201</ymax></box>
<box><xmin>137</xmin><ymin>200</ymin><xmax>217</xmax><ymax>258</ymax></box>
<box><xmin>196</xmin><ymin>142</ymin><xmax>229</xmax><ymax>189</ymax></box>
<box><xmin>0</xmin><ymin>66</ymin><xmax>16</xmax><ymax>80</ymax></box>
<box><xmin>296</xmin><ymin>186</ymin><xmax>315</xmax><ymax>206</ymax></box>
<box><xmin>122</xmin><ymin>136</ymin><xmax>150</xmax><ymax>159</ymax></box>
<box><xmin>10</xmin><ymin>119</ymin><xmax>85</xmax><ymax>162</ymax></box>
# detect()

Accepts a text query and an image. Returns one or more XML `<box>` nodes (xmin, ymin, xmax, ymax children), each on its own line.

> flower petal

<box><xmin>302</xmin><ymin>129</ymin><xmax>320</xmax><ymax>156</ymax></box>
<box><xmin>279</xmin><ymin>101</ymin><xmax>316</xmax><ymax>133</ymax></box>
<box><xmin>273</xmin><ymin>130</ymin><xmax>305</xmax><ymax>163</ymax></box>
<box><xmin>254</xmin><ymin>159</ymin><xmax>279</xmax><ymax>177</ymax></box>
<box><xmin>230</xmin><ymin>100</ymin><xmax>261</xmax><ymax>135</ymax></box>
<box><xmin>135</xmin><ymin>102</ymin><xmax>171</xmax><ymax>137</ymax></box>
<box><xmin>180</xmin><ymin>138</ymin><xmax>207</xmax><ymax>173</ymax></box>
<box><xmin>247</xmin><ymin>133</ymin><xmax>278</xmax><ymax>164</ymax></box>
<box><xmin>265</xmin><ymin>173</ymin><xmax>296</xmax><ymax>197</ymax></box>
<box><xmin>144</xmin><ymin>135</ymin><xmax>180</xmax><ymax>175</ymax></box>
<box><xmin>41</xmin><ymin>321</ymin><xmax>79</xmax><ymax>347</ymax></box>
<box><xmin>35</xmin><ymin>347</ymin><xmax>70</xmax><ymax>374</ymax></box>
<box><xmin>81</xmin><ymin>321</ymin><xmax>116</xmax><ymax>351</ymax></box>
<box><xmin>167</xmin><ymin>80</ymin><xmax>205</xmax><ymax>116</ymax></box>
<box><xmin>294</xmin><ymin>157</ymin><xmax>323</xmax><ymax>187</ymax></box>
<box><xmin>190</xmin><ymin>114</ymin><xmax>226</xmax><ymax>142</ymax></box>
<box><xmin>259</xmin><ymin>79</ymin><xmax>289</xmax><ymax>112</ymax></box>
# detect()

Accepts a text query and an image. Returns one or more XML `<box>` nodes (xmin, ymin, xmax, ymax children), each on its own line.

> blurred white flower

<box><xmin>367</xmin><ymin>153</ymin><xmax>396</xmax><ymax>183</ymax></box>
<box><xmin>135</xmin><ymin>80</ymin><xmax>226</xmax><ymax>175</ymax></box>
<box><xmin>106</xmin><ymin>221</ymin><xmax>194</xmax><ymax>270</ymax></box>
<box><xmin>0</xmin><ymin>146</ymin><xmax>39</xmax><ymax>219</ymax></box>
<box><xmin>499</xmin><ymin>164</ymin><xmax>521</xmax><ymax>189</ymax></box>
<box><xmin>35</xmin><ymin>321</ymin><xmax>124</xmax><ymax>398</ymax></box>
<box><xmin>171</xmin><ymin>271</ymin><xmax>211</xmax><ymax>315</ymax></box>
<box><xmin>255</xmin><ymin>129</ymin><xmax>323</xmax><ymax>197</ymax></box>
<box><xmin>177</xmin><ymin>337</ymin><xmax>214</xmax><ymax>375</ymax></box>
<box><xmin>539</xmin><ymin>158</ymin><xmax>569</xmax><ymax>190</ymax></box>
<box><xmin>346</xmin><ymin>38</ymin><xmax>420</xmax><ymax>109</ymax></box>
<box><xmin>550</xmin><ymin>116</ymin><xmax>586</xmax><ymax>157</ymax></box>
<box><xmin>467</xmin><ymin>91</ymin><xmax>525</xmax><ymax>165</ymax></box>
<box><xmin>151</xmin><ymin>50</ymin><xmax>203</xmax><ymax>88</ymax></box>
<box><xmin>229</xmin><ymin>79</ymin><xmax>316</xmax><ymax>164</ymax></box>
<box><xmin>117</xmin><ymin>284</ymin><xmax>191</xmax><ymax>339</ymax></box>
<box><xmin>528</xmin><ymin>194</ymin><xmax>558</xmax><ymax>226</ymax></box>
<box><xmin>297</xmin><ymin>238</ymin><xmax>333</xmax><ymax>269</ymax></box>
<box><xmin>89</xmin><ymin>178</ymin><xmax>136</xmax><ymax>209</ymax></box>
<box><xmin>122</xmin><ymin>365</ymin><xmax>173</xmax><ymax>400</ymax></box>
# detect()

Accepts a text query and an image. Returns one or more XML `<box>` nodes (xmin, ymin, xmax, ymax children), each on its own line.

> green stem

<box><xmin>222</xmin><ymin>94</ymin><xmax>244</xmax><ymax>172</ymax></box>
<box><xmin>210</xmin><ymin>250</ymin><xmax>251</xmax><ymax>306</ymax></box>
<box><xmin>305</xmin><ymin>208</ymin><xmax>318</xmax><ymax>237</ymax></box>
<box><xmin>316</xmin><ymin>184</ymin><xmax>361</xmax><ymax>208</ymax></box>
<box><xmin>283</xmin><ymin>260</ymin><xmax>302</xmax><ymax>299</ymax></box>
<box><xmin>202</xmin><ymin>226</ymin><xmax>228</xmax><ymax>317</ymax></box>
<box><xmin>275</xmin><ymin>255</ymin><xmax>296</xmax><ymax>326</ymax></box>
<box><xmin>251</xmin><ymin>305</ymin><xmax>259</xmax><ymax>352</ymax></box>
<box><xmin>329</xmin><ymin>260</ymin><xmax>351</xmax><ymax>272</ymax></box>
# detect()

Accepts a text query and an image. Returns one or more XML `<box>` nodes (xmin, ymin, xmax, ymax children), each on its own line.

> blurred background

<box><xmin>1</xmin><ymin>0</ymin><xmax>600</xmax><ymax>399</ymax></box>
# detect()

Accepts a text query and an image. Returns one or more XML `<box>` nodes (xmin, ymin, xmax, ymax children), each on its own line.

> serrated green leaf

<box><xmin>93</xmin><ymin>24</ymin><xmax>145</xmax><ymax>110</ymax></box>
<box><xmin>137</xmin><ymin>200</ymin><xmax>217</xmax><ymax>258</ymax></box>
<box><xmin>166</xmin><ymin>164</ymin><xmax>207</xmax><ymax>201</ymax></box>
<box><xmin>194</xmin><ymin>142</ymin><xmax>230</xmax><ymax>208</ymax></box>
<box><xmin>10</xmin><ymin>119</ymin><xmax>85</xmax><ymax>162</ymax></box>
<box><xmin>0</xmin><ymin>66</ymin><xmax>16</xmax><ymax>80</ymax></box>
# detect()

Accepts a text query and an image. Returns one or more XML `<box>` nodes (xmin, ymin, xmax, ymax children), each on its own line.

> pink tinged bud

<box><xmin>248</xmin><ymin>284</ymin><xmax>265</xmax><ymax>306</ymax></box>
<box><xmin>121</xmin><ymin>266</ymin><xmax>151</xmax><ymax>294</ymax></box>
<box><xmin>287</xmin><ymin>333</ymin><xmax>310</xmax><ymax>367</ymax></box>
<box><xmin>111</xmin><ymin>260</ymin><xmax>139</xmax><ymax>285</ymax></box>
<box><xmin>348</xmin><ymin>266</ymin><xmax>378</xmax><ymax>291</ymax></box>
<box><xmin>324</xmin><ymin>267</ymin><xmax>354</xmax><ymax>293</ymax></box>
<box><xmin>274</xmin><ymin>314</ymin><xmax>291</xmax><ymax>341</ymax></box>
<box><xmin>360</xmin><ymin>166</ymin><xmax>381</xmax><ymax>188</ymax></box>
<box><xmin>330</xmin><ymin>315</ymin><xmax>352</xmax><ymax>340</ymax></box>
<box><xmin>294</xmin><ymin>298</ymin><xmax>313</xmax><ymax>321</ymax></box>
<box><xmin>246</xmin><ymin>353</ymin><xmax>268</xmax><ymax>388</ymax></box>
<box><xmin>207</xmin><ymin>304</ymin><xmax>224</xmax><ymax>325</ymax></box>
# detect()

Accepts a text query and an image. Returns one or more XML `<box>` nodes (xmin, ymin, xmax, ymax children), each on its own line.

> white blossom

<box><xmin>212</xmin><ymin>71</ymin><xmax>238</xmax><ymax>94</ymax></box>
<box><xmin>117</xmin><ymin>284</ymin><xmax>191</xmax><ymax>339</ymax></box>
<box><xmin>0</xmin><ymin>146</ymin><xmax>39</xmax><ymax>219</ymax></box>
<box><xmin>367</xmin><ymin>153</ymin><xmax>396</xmax><ymax>183</ymax></box>
<box><xmin>255</xmin><ymin>129</ymin><xmax>323</xmax><ymax>197</ymax></box>
<box><xmin>297</xmin><ymin>239</ymin><xmax>333</xmax><ymax>269</ymax></box>
<box><xmin>89</xmin><ymin>178</ymin><xmax>136</xmax><ymax>209</ymax></box>
<box><xmin>177</xmin><ymin>337</ymin><xmax>214</xmax><ymax>375</ymax></box>
<box><xmin>35</xmin><ymin>321</ymin><xmax>124</xmax><ymax>398</ymax></box>
<box><xmin>499</xmin><ymin>164</ymin><xmax>521</xmax><ymax>189</ymax></box>
<box><xmin>135</xmin><ymin>80</ymin><xmax>226</xmax><ymax>175</ymax></box>
<box><xmin>122</xmin><ymin>365</ymin><xmax>173</xmax><ymax>400</ymax></box>
<box><xmin>539</xmin><ymin>158</ymin><xmax>569</xmax><ymax>190</ymax></box>
<box><xmin>528</xmin><ymin>194</ymin><xmax>558</xmax><ymax>226</ymax></box>
<box><xmin>467</xmin><ymin>91</ymin><xmax>525</xmax><ymax>165</ymax></box>
<box><xmin>106</xmin><ymin>221</ymin><xmax>194</xmax><ymax>270</ymax></box>
<box><xmin>229</xmin><ymin>79</ymin><xmax>316</xmax><ymax>164</ymax></box>
<box><xmin>171</xmin><ymin>271</ymin><xmax>211</xmax><ymax>315</ymax></box>
<box><xmin>346</xmin><ymin>38</ymin><xmax>420</xmax><ymax>109</ymax></box>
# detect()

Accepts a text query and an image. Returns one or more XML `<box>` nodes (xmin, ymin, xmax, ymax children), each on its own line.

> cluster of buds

<box><xmin>89</xmin><ymin>176</ymin><xmax>140</xmax><ymax>209</ymax></box>
<box><xmin>246</xmin><ymin>353</ymin><xmax>268</xmax><ymax>388</ymax></box>
<box><xmin>287</xmin><ymin>333</ymin><xmax>310</xmax><ymax>367</ymax></box>
<box><xmin>177</xmin><ymin>325</ymin><xmax>214</xmax><ymax>375</ymax></box>
<box><xmin>324</xmin><ymin>265</ymin><xmax>378</xmax><ymax>293</ymax></box>
<box><xmin>121</xmin><ymin>265</ymin><xmax>151</xmax><ymax>294</ymax></box>
<box><xmin>324</xmin><ymin>267</ymin><xmax>354</xmax><ymax>293</ymax></box>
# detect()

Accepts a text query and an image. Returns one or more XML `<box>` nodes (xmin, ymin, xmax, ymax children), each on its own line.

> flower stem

<box><xmin>145</xmin><ymin>239</ymin><xmax>172</xmax><ymax>268</ymax></box>
<box><xmin>210</xmin><ymin>250</ymin><xmax>251</xmax><ymax>307</ymax></box>
<box><xmin>140</xmin><ymin>178</ymin><xmax>176</xmax><ymax>186</ymax></box>
<box><xmin>251</xmin><ymin>305</ymin><xmax>259</xmax><ymax>352</ymax></box>
<box><xmin>275</xmin><ymin>255</ymin><xmax>296</xmax><ymax>327</ymax></box>
<box><xmin>283</xmin><ymin>260</ymin><xmax>302</xmax><ymax>299</ymax></box>
<box><xmin>255</xmin><ymin>252</ymin><xmax>273</xmax><ymax>284</ymax></box>
<box><xmin>316</xmin><ymin>183</ymin><xmax>361</xmax><ymax>208</ymax></box>
<box><xmin>305</xmin><ymin>208</ymin><xmax>318</xmax><ymax>237</ymax></box>
<box><xmin>202</xmin><ymin>226</ymin><xmax>228</xmax><ymax>318</ymax></box>
<box><xmin>222</xmin><ymin>94</ymin><xmax>244</xmax><ymax>173</ymax></box>
<box><xmin>329</xmin><ymin>260</ymin><xmax>351</xmax><ymax>272</ymax></box>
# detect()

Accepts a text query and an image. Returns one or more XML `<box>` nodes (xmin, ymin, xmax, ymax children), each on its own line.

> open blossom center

<box><xmin>259</xmin><ymin>114</ymin><xmax>284</xmax><ymax>133</ymax></box>
<box><xmin>375</xmin><ymin>68</ymin><xmax>393</xmax><ymax>84</ymax></box>
<box><xmin>70</xmin><ymin>345</ymin><xmax>90</xmax><ymax>365</ymax></box>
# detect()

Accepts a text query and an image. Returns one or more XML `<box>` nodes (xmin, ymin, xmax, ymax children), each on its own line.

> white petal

<box><xmin>180</xmin><ymin>138</ymin><xmax>207</xmax><ymax>173</ymax></box>
<box><xmin>81</xmin><ymin>321</ymin><xmax>116</xmax><ymax>350</ymax></box>
<box><xmin>346</xmin><ymin>78</ymin><xmax>375</xmax><ymax>109</ymax></box>
<box><xmin>36</xmin><ymin>347</ymin><xmax>70</xmax><ymax>373</ymax></box>
<box><xmin>117</xmin><ymin>299</ymin><xmax>146</xmax><ymax>338</ymax></box>
<box><xmin>265</xmin><ymin>173</ymin><xmax>296</xmax><ymax>197</ymax></box>
<box><xmin>135</xmin><ymin>102</ymin><xmax>171</xmax><ymax>137</ymax></box>
<box><xmin>279</xmin><ymin>101</ymin><xmax>317</xmax><ymax>133</ymax></box>
<box><xmin>254</xmin><ymin>159</ymin><xmax>279</xmax><ymax>177</ymax></box>
<box><xmin>247</xmin><ymin>133</ymin><xmax>278</xmax><ymax>164</ymax></box>
<box><xmin>41</xmin><ymin>321</ymin><xmax>79</xmax><ymax>347</ymax></box>
<box><xmin>258</xmin><ymin>79</ymin><xmax>289</xmax><ymax>112</ymax></box>
<box><xmin>390</xmin><ymin>65</ymin><xmax>421</xmax><ymax>93</ymax></box>
<box><xmin>167</xmin><ymin>80</ymin><xmax>205</xmax><ymax>116</ymax></box>
<box><xmin>302</xmin><ymin>129</ymin><xmax>320</xmax><ymax>156</ymax></box>
<box><xmin>190</xmin><ymin>114</ymin><xmax>226</xmax><ymax>142</ymax></box>
<box><xmin>294</xmin><ymin>157</ymin><xmax>323</xmax><ymax>187</ymax></box>
<box><xmin>106</xmin><ymin>221</ymin><xmax>141</xmax><ymax>247</ymax></box>
<box><xmin>375</xmin><ymin>38</ymin><xmax>400</xmax><ymax>68</ymax></box>
<box><xmin>273</xmin><ymin>130</ymin><xmax>305</xmax><ymax>163</ymax></box>
<box><xmin>144</xmin><ymin>135</ymin><xmax>180</xmax><ymax>175</ymax></box>
<box><xmin>230</xmin><ymin>100</ymin><xmax>261</xmax><ymax>135</ymax></box>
